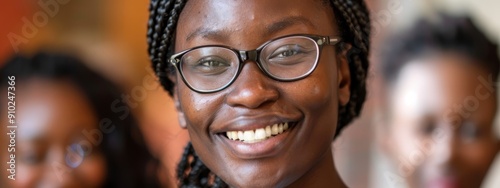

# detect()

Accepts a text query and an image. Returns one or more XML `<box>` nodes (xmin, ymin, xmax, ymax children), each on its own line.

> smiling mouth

<box><xmin>222</xmin><ymin>122</ymin><xmax>295</xmax><ymax>143</ymax></box>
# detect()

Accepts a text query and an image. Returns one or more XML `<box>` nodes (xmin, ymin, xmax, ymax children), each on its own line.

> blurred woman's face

<box><xmin>386</xmin><ymin>53</ymin><xmax>500</xmax><ymax>188</ymax></box>
<box><xmin>0</xmin><ymin>80</ymin><xmax>106</xmax><ymax>188</ymax></box>
<box><xmin>172</xmin><ymin>0</ymin><xmax>350</xmax><ymax>187</ymax></box>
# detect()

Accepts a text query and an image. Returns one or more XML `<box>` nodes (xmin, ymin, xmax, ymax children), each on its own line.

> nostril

<box><xmin>226</xmin><ymin>86</ymin><xmax>279</xmax><ymax>108</ymax></box>
<box><xmin>225</xmin><ymin>65</ymin><xmax>280</xmax><ymax>108</ymax></box>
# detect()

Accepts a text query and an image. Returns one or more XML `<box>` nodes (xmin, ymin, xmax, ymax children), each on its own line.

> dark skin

<box><xmin>384</xmin><ymin>53</ymin><xmax>500</xmax><ymax>188</ymax></box>
<box><xmin>171</xmin><ymin>0</ymin><xmax>351</xmax><ymax>187</ymax></box>
<box><xmin>0</xmin><ymin>80</ymin><xmax>106</xmax><ymax>188</ymax></box>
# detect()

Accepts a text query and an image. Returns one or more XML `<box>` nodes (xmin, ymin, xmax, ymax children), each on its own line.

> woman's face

<box><xmin>386</xmin><ymin>54</ymin><xmax>500</xmax><ymax>188</ymax></box>
<box><xmin>173</xmin><ymin>0</ymin><xmax>350</xmax><ymax>187</ymax></box>
<box><xmin>0</xmin><ymin>80</ymin><xmax>106</xmax><ymax>188</ymax></box>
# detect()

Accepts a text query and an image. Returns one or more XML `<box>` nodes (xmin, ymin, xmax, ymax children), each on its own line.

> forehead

<box><xmin>175</xmin><ymin>0</ymin><xmax>337</xmax><ymax>51</ymax></box>
<box><xmin>16</xmin><ymin>80</ymin><xmax>98</xmax><ymax>140</ymax></box>
<box><xmin>390</xmin><ymin>54</ymin><xmax>497</xmax><ymax>120</ymax></box>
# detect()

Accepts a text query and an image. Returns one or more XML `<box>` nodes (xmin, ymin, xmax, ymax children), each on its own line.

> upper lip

<box><xmin>211</xmin><ymin>113</ymin><xmax>301</xmax><ymax>134</ymax></box>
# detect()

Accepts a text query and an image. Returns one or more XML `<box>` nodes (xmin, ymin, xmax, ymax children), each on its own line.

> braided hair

<box><xmin>147</xmin><ymin>0</ymin><xmax>371</xmax><ymax>187</ymax></box>
<box><xmin>381</xmin><ymin>14</ymin><xmax>500</xmax><ymax>84</ymax></box>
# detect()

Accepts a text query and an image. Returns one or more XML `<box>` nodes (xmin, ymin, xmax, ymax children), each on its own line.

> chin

<box><xmin>219</xmin><ymin>167</ymin><xmax>294</xmax><ymax>188</ymax></box>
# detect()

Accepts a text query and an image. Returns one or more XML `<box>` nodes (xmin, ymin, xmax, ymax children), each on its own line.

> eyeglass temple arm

<box><xmin>318</xmin><ymin>37</ymin><xmax>341</xmax><ymax>46</ymax></box>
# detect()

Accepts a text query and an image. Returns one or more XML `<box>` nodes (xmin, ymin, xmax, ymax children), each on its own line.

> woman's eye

<box><xmin>269</xmin><ymin>45</ymin><xmax>305</xmax><ymax>59</ymax></box>
<box><xmin>277</xmin><ymin>49</ymin><xmax>299</xmax><ymax>57</ymax></box>
<box><xmin>461</xmin><ymin>121</ymin><xmax>481</xmax><ymax>140</ymax></box>
<box><xmin>199</xmin><ymin>60</ymin><xmax>227</xmax><ymax>68</ymax></box>
<box><xmin>65</xmin><ymin>143</ymin><xmax>89</xmax><ymax>168</ymax></box>
<box><xmin>191</xmin><ymin>57</ymin><xmax>231</xmax><ymax>74</ymax></box>
<box><xmin>21</xmin><ymin>152</ymin><xmax>44</xmax><ymax>165</ymax></box>
<box><xmin>419</xmin><ymin>119</ymin><xmax>436</xmax><ymax>136</ymax></box>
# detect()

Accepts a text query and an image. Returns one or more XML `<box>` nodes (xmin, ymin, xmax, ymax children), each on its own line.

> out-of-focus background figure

<box><xmin>379</xmin><ymin>14</ymin><xmax>499</xmax><ymax>188</ymax></box>
<box><xmin>0</xmin><ymin>52</ymin><xmax>160</xmax><ymax>187</ymax></box>
<box><xmin>1</xmin><ymin>0</ymin><xmax>184</xmax><ymax>186</ymax></box>
<box><xmin>333</xmin><ymin>1</ymin><xmax>500</xmax><ymax>188</ymax></box>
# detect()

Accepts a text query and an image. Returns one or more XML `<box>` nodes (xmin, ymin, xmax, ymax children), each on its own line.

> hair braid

<box><xmin>177</xmin><ymin>143</ymin><xmax>229</xmax><ymax>187</ymax></box>
<box><xmin>147</xmin><ymin>0</ymin><xmax>370</xmax><ymax>186</ymax></box>
<box><xmin>158</xmin><ymin>0</ymin><xmax>185</xmax><ymax>62</ymax></box>
<box><xmin>330</xmin><ymin>0</ymin><xmax>371</xmax><ymax>137</ymax></box>
<box><xmin>147</xmin><ymin>0</ymin><xmax>183</xmax><ymax>96</ymax></box>
<box><xmin>176</xmin><ymin>142</ymin><xmax>193</xmax><ymax>182</ymax></box>
<box><xmin>148</xmin><ymin>0</ymin><xmax>169</xmax><ymax>60</ymax></box>
<box><xmin>146</xmin><ymin>0</ymin><xmax>159</xmax><ymax>55</ymax></box>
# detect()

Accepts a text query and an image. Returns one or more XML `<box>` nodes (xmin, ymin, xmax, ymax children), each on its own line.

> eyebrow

<box><xmin>185</xmin><ymin>16</ymin><xmax>317</xmax><ymax>42</ymax></box>
<box><xmin>185</xmin><ymin>27</ymin><xmax>230</xmax><ymax>43</ymax></box>
<box><xmin>265</xmin><ymin>16</ymin><xmax>317</xmax><ymax>37</ymax></box>
<box><xmin>19</xmin><ymin>134</ymin><xmax>46</xmax><ymax>143</ymax></box>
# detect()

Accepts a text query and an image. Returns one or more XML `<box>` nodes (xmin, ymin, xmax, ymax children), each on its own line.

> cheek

<box><xmin>15</xmin><ymin>163</ymin><xmax>41</xmax><ymax>187</ymax></box>
<box><xmin>290</xmin><ymin>58</ymin><xmax>338</xmax><ymax>110</ymax></box>
<box><xmin>284</xmin><ymin>58</ymin><xmax>340</xmax><ymax>146</ymax></box>
<box><xmin>460</xmin><ymin>140</ymin><xmax>498</xmax><ymax>172</ymax></box>
<box><xmin>178</xmin><ymin>84</ymin><xmax>223</xmax><ymax>136</ymax></box>
<box><xmin>387</xmin><ymin>122</ymin><xmax>430</xmax><ymax>178</ymax></box>
<box><xmin>391</xmin><ymin>121</ymin><xmax>423</xmax><ymax>156</ymax></box>
<box><xmin>388</xmin><ymin>108</ymin><xmax>428</xmax><ymax>159</ymax></box>
<box><xmin>391</xmin><ymin>130</ymin><xmax>430</xmax><ymax>168</ymax></box>
<box><xmin>77</xmin><ymin>154</ymin><xmax>107</xmax><ymax>187</ymax></box>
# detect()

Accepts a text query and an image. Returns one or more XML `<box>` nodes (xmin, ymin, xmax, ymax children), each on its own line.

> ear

<box><xmin>172</xmin><ymin>77</ymin><xmax>188</xmax><ymax>129</ymax></box>
<box><xmin>337</xmin><ymin>43</ymin><xmax>352</xmax><ymax>106</ymax></box>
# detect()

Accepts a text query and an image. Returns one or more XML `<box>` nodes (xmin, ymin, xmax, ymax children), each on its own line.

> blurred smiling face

<box><xmin>386</xmin><ymin>53</ymin><xmax>500</xmax><ymax>188</ymax></box>
<box><xmin>0</xmin><ymin>80</ymin><xmax>106</xmax><ymax>188</ymax></box>
<box><xmin>172</xmin><ymin>0</ymin><xmax>351</xmax><ymax>187</ymax></box>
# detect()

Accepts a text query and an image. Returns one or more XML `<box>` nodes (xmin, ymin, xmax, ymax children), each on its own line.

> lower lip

<box><xmin>217</xmin><ymin>124</ymin><xmax>297</xmax><ymax>159</ymax></box>
<box><xmin>428</xmin><ymin>178</ymin><xmax>458</xmax><ymax>188</ymax></box>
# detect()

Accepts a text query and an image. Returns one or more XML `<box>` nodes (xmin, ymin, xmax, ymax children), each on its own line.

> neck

<box><xmin>288</xmin><ymin>148</ymin><xmax>347</xmax><ymax>188</ymax></box>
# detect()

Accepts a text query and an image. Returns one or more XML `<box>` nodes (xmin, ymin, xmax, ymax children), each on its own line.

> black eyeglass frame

<box><xmin>168</xmin><ymin>34</ymin><xmax>341</xmax><ymax>93</ymax></box>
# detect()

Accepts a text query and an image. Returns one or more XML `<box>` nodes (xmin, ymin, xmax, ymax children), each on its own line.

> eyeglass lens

<box><xmin>179</xmin><ymin>36</ymin><xmax>319</xmax><ymax>92</ymax></box>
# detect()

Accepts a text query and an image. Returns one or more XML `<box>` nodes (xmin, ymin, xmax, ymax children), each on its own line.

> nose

<box><xmin>433</xmin><ymin>130</ymin><xmax>459</xmax><ymax>170</ymax></box>
<box><xmin>226</xmin><ymin>61</ymin><xmax>279</xmax><ymax>109</ymax></box>
<box><xmin>40</xmin><ymin>147</ymin><xmax>78</xmax><ymax>188</ymax></box>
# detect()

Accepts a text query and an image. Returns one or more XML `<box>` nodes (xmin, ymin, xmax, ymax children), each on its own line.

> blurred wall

<box><xmin>0</xmin><ymin>1</ymin><xmax>34</xmax><ymax>63</ymax></box>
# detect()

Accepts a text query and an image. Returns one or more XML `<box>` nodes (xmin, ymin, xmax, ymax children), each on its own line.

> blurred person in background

<box><xmin>1</xmin><ymin>0</ymin><xmax>199</xmax><ymax>186</ymax></box>
<box><xmin>379</xmin><ymin>14</ymin><xmax>500</xmax><ymax>188</ymax></box>
<box><xmin>0</xmin><ymin>51</ymin><xmax>160</xmax><ymax>187</ymax></box>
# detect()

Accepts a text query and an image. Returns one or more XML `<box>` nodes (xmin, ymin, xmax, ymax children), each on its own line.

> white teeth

<box><xmin>254</xmin><ymin>128</ymin><xmax>266</xmax><ymax>140</ymax></box>
<box><xmin>227</xmin><ymin>132</ymin><xmax>232</xmax><ymax>140</ymax></box>
<box><xmin>225</xmin><ymin>122</ymin><xmax>292</xmax><ymax>143</ymax></box>
<box><xmin>265</xmin><ymin>126</ymin><xmax>272</xmax><ymax>137</ymax></box>
<box><xmin>271</xmin><ymin>124</ymin><xmax>279</xmax><ymax>135</ymax></box>
<box><xmin>231</xmin><ymin>131</ymin><xmax>238</xmax><ymax>140</ymax></box>
<box><xmin>243</xmin><ymin>130</ymin><xmax>255</xmax><ymax>141</ymax></box>
<box><xmin>238</xmin><ymin>131</ymin><xmax>244</xmax><ymax>140</ymax></box>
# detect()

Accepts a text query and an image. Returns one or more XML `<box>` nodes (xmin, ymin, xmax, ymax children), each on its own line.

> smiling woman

<box><xmin>147</xmin><ymin>0</ymin><xmax>371</xmax><ymax>187</ymax></box>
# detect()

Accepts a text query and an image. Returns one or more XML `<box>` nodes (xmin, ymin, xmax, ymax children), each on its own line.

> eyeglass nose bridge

<box><xmin>238</xmin><ymin>50</ymin><xmax>259</xmax><ymax>62</ymax></box>
<box><xmin>237</xmin><ymin>49</ymin><xmax>272</xmax><ymax>80</ymax></box>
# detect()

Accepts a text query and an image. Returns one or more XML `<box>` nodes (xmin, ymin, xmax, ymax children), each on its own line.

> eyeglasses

<box><xmin>65</xmin><ymin>142</ymin><xmax>93</xmax><ymax>168</ymax></box>
<box><xmin>168</xmin><ymin>34</ymin><xmax>341</xmax><ymax>93</ymax></box>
